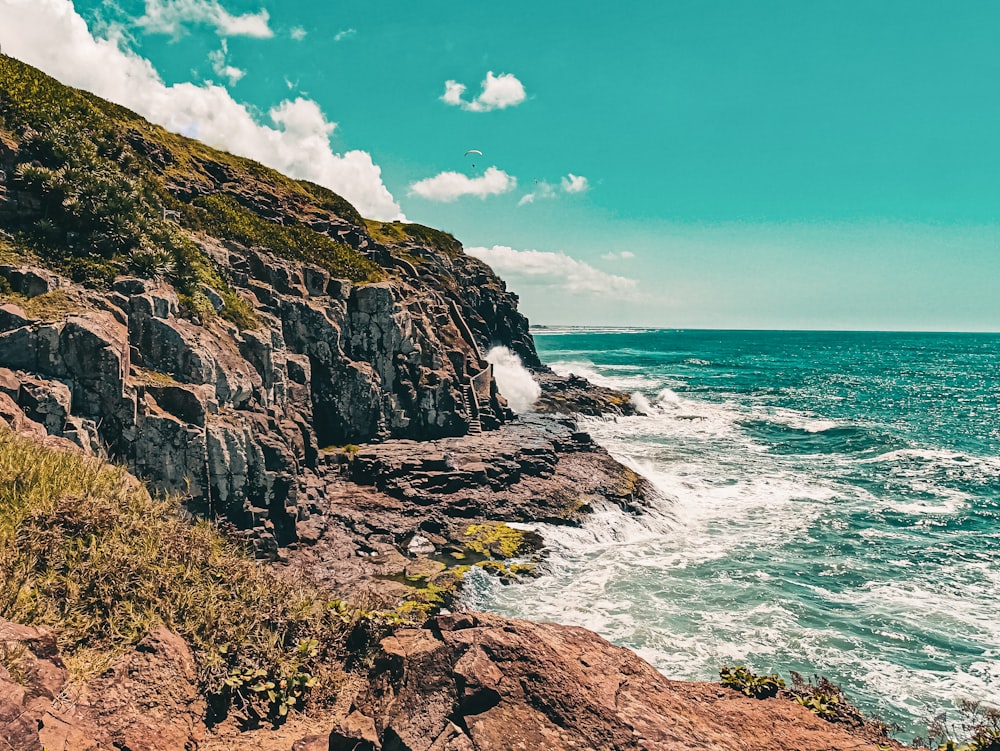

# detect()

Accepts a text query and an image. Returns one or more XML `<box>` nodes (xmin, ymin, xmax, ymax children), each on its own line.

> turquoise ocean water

<box><xmin>467</xmin><ymin>329</ymin><xmax>1000</xmax><ymax>738</ymax></box>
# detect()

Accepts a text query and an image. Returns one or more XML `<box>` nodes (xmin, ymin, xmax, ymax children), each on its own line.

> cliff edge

<box><xmin>0</xmin><ymin>56</ymin><xmax>913</xmax><ymax>751</ymax></box>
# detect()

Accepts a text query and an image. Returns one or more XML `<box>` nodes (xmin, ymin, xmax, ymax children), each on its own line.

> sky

<box><xmin>1</xmin><ymin>0</ymin><xmax>998</xmax><ymax>330</ymax></box>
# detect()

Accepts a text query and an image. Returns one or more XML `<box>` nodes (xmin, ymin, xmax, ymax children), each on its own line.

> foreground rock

<box><xmin>332</xmin><ymin>612</ymin><xmax>908</xmax><ymax>751</ymax></box>
<box><xmin>0</xmin><ymin>619</ymin><xmax>203</xmax><ymax>751</ymax></box>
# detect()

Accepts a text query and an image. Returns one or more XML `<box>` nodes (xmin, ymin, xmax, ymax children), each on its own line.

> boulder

<box><xmin>335</xmin><ymin>612</ymin><xmax>900</xmax><ymax>751</ymax></box>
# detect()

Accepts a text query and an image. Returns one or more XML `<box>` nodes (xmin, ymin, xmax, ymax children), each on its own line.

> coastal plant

<box><xmin>719</xmin><ymin>665</ymin><xmax>785</xmax><ymax>699</ymax></box>
<box><xmin>220</xmin><ymin>638</ymin><xmax>320</xmax><ymax>724</ymax></box>
<box><xmin>787</xmin><ymin>672</ymin><xmax>867</xmax><ymax>726</ymax></box>
<box><xmin>0</xmin><ymin>429</ymin><xmax>359</xmax><ymax>722</ymax></box>
<box><xmin>917</xmin><ymin>701</ymin><xmax>1000</xmax><ymax>751</ymax></box>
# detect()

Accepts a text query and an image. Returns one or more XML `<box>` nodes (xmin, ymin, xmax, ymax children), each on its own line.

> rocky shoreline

<box><xmin>0</xmin><ymin>56</ymin><xmax>917</xmax><ymax>750</ymax></box>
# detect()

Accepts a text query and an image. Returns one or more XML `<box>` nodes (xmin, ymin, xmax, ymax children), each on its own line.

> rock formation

<box><xmin>0</xmin><ymin>56</ymin><xmax>918</xmax><ymax>751</ymax></box>
<box><xmin>327</xmin><ymin>613</ymin><xmax>907</xmax><ymax>751</ymax></box>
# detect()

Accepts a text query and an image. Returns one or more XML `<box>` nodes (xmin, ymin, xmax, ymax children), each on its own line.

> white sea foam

<box><xmin>471</xmin><ymin>343</ymin><xmax>1000</xmax><ymax>736</ymax></box>
<box><xmin>548</xmin><ymin>359</ymin><xmax>660</xmax><ymax>391</ymax></box>
<box><xmin>486</xmin><ymin>346</ymin><xmax>540</xmax><ymax>413</ymax></box>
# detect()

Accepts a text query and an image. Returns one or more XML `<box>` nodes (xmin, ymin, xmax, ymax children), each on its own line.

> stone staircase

<box><xmin>464</xmin><ymin>384</ymin><xmax>482</xmax><ymax>435</ymax></box>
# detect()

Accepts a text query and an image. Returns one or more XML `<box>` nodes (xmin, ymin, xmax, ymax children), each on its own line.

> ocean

<box><xmin>467</xmin><ymin>328</ymin><xmax>1000</xmax><ymax>738</ymax></box>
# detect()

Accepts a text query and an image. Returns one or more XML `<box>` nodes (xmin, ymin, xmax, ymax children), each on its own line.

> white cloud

<box><xmin>409</xmin><ymin>167</ymin><xmax>516</xmax><ymax>202</ymax></box>
<box><xmin>207</xmin><ymin>40</ymin><xmax>243</xmax><ymax>85</ymax></box>
<box><xmin>518</xmin><ymin>181</ymin><xmax>556</xmax><ymax>206</ymax></box>
<box><xmin>333</xmin><ymin>28</ymin><xmax>356</xmax><ymax>42</ymax></box>
<box><xmin>467</xmin><ymin>246</ymin><xmax>637</xmax><ymax>297</ymax></box>
<box><xmin>440</xmin><ymin>71</ymin><xmax>526</xmax><ymax>112</ymax></box>
<box><xmin>601</xmin><ymin>250</ymin><xmax>635</xmax><ymax>261</ymax></box>
<box><xmin>290</xmin><ymin>26</ymin><xmax>306</xmax><ymax>41</ymax></box>
<box><xmin>0</xmin><ymin>0</ymin><xmax>402</xmax><ymax>220</ymax></box>
<box><xmin>136</xmin><ymin>0</ymin><xmax>272</xmax><ymax>38</ymax></box>
<box><xmin>561</xmin><ymin>173</ymin><xmax>589</xmax><ymax>193</ymax></box>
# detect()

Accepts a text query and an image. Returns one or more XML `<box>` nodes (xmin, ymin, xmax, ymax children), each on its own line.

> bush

<box><xmin>918</xmin><ymin>701</ymin><xmax>1000</xmax><ymax>751</ymax></box>
<box><xmin>0</xmin><ymin>429</ymin><xmax>354</xmax><ymax>723</ymax></box>
<box><xmin>719</xmin><ymin>665</ymin><xmax>785</xmax><ymax>699</ymax></box>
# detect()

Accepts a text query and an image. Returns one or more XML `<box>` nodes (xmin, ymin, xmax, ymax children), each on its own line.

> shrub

<box><xmin>787</xmin><ymin>671</ymin><xmax>867</xmax><ymax>725</ymax></box>
<box><xmin>0</xmin><ymin>429</ymin><xmax>355</xmax><ymax>722</ymax></box>
<box><xmin>719</xmin><ymin>665</ymin><xmax>786</xmax><ymax>699</ymax></box>
<box><xmin>918</xmin><ymin>700</ymin><xmax>1000</xmax><ymax>751</ymax></box>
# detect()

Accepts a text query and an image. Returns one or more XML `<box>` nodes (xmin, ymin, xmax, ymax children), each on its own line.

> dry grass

<box><xmin>0</xmin><ymin>429</ymin><xmax>359</xmax><ymax>718</ymax></box>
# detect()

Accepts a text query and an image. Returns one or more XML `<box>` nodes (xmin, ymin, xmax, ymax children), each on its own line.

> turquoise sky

<box><xmin>48</xmin><ymin>2</ymin><xmax>1000</xmax><ymax>329</ymax></box>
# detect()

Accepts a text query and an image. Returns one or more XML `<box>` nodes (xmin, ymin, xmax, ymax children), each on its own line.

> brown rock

<box><xmin>77</xmin><ymin>626</ymin><xmax>206</xmax><ymax>751</ymax></box>
<box><xmin>339</xmin><ymin>612</ymin><xmax>904</xmax><ymax>751</ymax></box>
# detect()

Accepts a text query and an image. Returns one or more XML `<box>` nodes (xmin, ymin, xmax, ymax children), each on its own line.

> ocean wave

<box><xmin>547</xmin><ymin>360</ymin><xmax>661</xmax><ymax>391</ymax></box>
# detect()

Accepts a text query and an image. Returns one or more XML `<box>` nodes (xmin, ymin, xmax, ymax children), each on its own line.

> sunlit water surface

<box><xmin>465</xmin><ymin>329</ymin><xmax>1000</xmax><ymax>738</ymax></box>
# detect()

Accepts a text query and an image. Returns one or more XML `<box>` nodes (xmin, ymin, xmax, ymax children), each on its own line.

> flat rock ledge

<box><xmin>329</xmin><ymin>612</ymin><xmax>909</xmax><ymax>751</ymax></box>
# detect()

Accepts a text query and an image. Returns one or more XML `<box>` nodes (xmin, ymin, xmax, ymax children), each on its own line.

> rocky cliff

<box><xmin>0</xmin><ymin>55</ymin><xmax>637</xmax><ymax>561</ymax></box>
<box><xmin>0</xmin><ymin>56</ymin><xmax>913</xmax><ymax>751</ymax></box>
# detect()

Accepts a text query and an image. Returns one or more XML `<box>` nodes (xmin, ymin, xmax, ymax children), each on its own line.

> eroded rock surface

<box><xmin>0</xmin><ymin>618</ymin><xmax>203</xmax><ymax>751</ymax></box>
<box><xmin>331</xmin><ymin>612</ymin><xmax>908</xmax><ymax>751</ymax></box>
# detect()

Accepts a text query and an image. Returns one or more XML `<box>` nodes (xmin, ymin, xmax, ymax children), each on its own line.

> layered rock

<box><xmin>330</xmin><ymin>612</ymin><xmax>907</xmax><ymax>751</ymax></box>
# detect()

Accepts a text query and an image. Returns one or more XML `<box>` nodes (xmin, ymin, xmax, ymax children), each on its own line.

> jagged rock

<box><xmin>77</xmin><ymin>627</ymin><xmax>205</xmax><ymax>751</ymax></box>
<box><xmin>0</xmin><ymin>301</ymin><xmax>28</xmax><ymax>332</ymax></box>
<box><xmin>334</xmin><ymin>613</ymin><xmax>900</xmax><ymax>751</ymax></box>
<box><xmin>0</xmin><ymin>265</ymin><xmax>60</xmax><ymax>297</ymax></box>
<box><xmin>0</xmin><ymin>618</ymin><xmax>203</xmax><ymax>751</ymax></box>
<box><xmin>17</xmin><ymin>375</ymin><xmax>71</xmax><ymax>433</ymax></box>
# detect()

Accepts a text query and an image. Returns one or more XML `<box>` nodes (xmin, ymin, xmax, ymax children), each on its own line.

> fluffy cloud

<box><xmin>561</xmin><ymin>173</ymin><xmax>589</xmax><ymax>193</ymax></box>
<box><xmin>601</xmin><ymin>250</ymin><xmax>635</xmax><ymax>261</ymax></box>
<box><xmin>467</xmin><ymin>246</ymin><xmax>637</xmax><ymax>297</ymax></box>
<box><xmin>519</xmin><ymin>174</ymin><xmax>589</xmax><ymax>206</ymax></box>
<box><xmin>441</xmin><ymin>71</ymin><xmax>526</xmax><ymax>112</ymax></box>
<box><xmin>518</xmin><ymin>181</ymin><xmax>556</xmax><ymax>206</ymax></box>
<box><xmin>333</xmin><ymin>28</ymin><xmax>356</xmax><ymax>42</ymax></box>
<box><xmin>289</xmin><ymin>26</ymin><xmax>306</xmax><ymax>41</ymax></box>
<box><xmin>208</xmin><ymin>40</ymin><xmax>243</xmax><ymax>85</ymax></box>
<box><xmin>0</xmin><ymin>0</ymin><xmax>402</xmax><ymax>220</ymax></box>
<box><xmin>409</xmin><ymin>167</ymin><xmax>516</xmax><ymax>202</ymax></box>
<box><xmin>136</xmin><ymin>0</ymin><xmax>272</xmax><ymax>38</ymax></box>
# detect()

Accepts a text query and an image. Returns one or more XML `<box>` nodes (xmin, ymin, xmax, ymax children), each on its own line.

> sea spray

<box><xmin>486</xmin><ymin>346</ymin><xmax>541</xmax><ymax>413</ymax></box>
<box><xmin>474</xmin><ymin>328</ymin><xmax>1000</xmax><ymax>738</ymax></box>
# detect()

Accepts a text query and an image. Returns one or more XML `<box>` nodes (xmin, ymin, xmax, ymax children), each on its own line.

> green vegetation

<box><xmin>0</xmin><ymin>428</ymin><xmax>363</xmax><ymax>723</ymax></box>
<box><xmin>464</xmin><ymin>522</ymin><xmax>530</xmax><ymax>559</ymax></box>
<box><xmin>719</xmin><ymin>665</ymin><xmax>786</xmax><ymax>699</ymax></box>
<box><xmin>0</xmin><ymin>56</ymin><xmax>381</xmax><ymax>328</ymax></box>
<box><xmin>182</xmin><ymin>195</ymin><xmax>382</xmax><ymax>283</ymax></box>
<box><xmin>0</xmin><ymin>289</ymin><xmax>80</xmax><ymax>321</ymax></box>
<box><xmin>364</xmin><ymin>219</ymin><xmax>464</xmax><ymax>259</ymax></box>
<box><xmin>787</xmin><ymin>671</ymin><xmax>868</xmax><ymax>725</ymax></box>
<box><xmin>920</xmin><ymin>701</ymin><xmax>1000</xmax><ymax>751</ymax></box>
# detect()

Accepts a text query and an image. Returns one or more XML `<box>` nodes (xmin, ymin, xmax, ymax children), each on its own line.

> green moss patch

<box><xmin>463</xmin><ymin>522</ymin><xmax>534</xmax><ymax>559</ymax></box>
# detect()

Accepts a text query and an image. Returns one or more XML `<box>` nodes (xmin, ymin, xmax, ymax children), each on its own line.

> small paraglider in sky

<box><xmin>464</xmin><ymin>149</ymin><xmax>483</xmax><ymax>168</ymax></box>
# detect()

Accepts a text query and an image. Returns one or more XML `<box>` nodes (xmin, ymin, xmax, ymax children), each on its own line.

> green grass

<box><xmin>0</xmin><ymin>429</ymin><xmax>355</xmax><ymax>719</ymax></box>
<box><xmin>0</xmin><ymin>55</ymin><xmax>379</xmax><ymax>325</ymax></box>
<box><xmin>183</xmin><ymin>195</ymin><xmax>382</xmax><ymax>284</ymax></box>
<box><xmin>365</xmin><ymin>219</ymin><xmax>464</xmax><ymax>259</ymax></box>
<box><xmin>0</xmin><ymin>289</ymin><xmax>81</xmax><ymax>321</ymax></box>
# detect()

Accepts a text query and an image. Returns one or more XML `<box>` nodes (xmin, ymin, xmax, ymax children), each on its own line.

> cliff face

<box><xmin>0</xmin><ymin>58</ymin><xmax>919</xmax><ymax>751</ymax></box>
<box><xmin>0</xmin><ymin>57</ymin><xmax>577</xmax><ymax>554</ymax></box>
